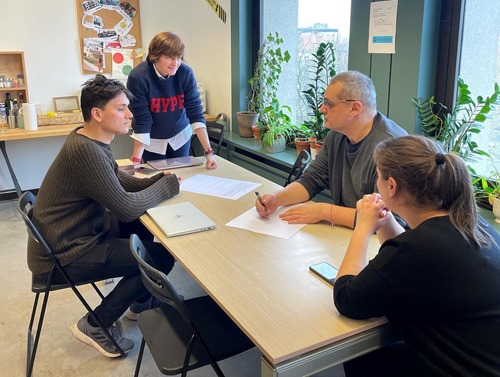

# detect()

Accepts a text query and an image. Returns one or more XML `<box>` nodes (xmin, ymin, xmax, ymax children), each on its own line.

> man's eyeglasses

<box><xmin>322</xmin><ymin>98</ymin><xmax>357</xmax><ymax>109</ymax></box>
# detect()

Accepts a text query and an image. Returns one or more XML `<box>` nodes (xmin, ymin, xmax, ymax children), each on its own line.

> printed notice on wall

<box><xmin>368</xmin><ymin>0</ymin><xmax>398</xmax><ymax>54</ymax></box>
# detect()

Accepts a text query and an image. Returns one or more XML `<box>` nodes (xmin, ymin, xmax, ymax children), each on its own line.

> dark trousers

<box><xmin>45</xmin><ymin>219</ymin><xmax>174</xmax><ymax>328</ymax></box>
<box><xmin>142</xmin><ymin>139</ymin><xmax>191</xmax><ymax>163</ymax></box>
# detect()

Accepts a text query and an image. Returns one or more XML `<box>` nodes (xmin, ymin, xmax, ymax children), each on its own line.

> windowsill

<box><xmin>223</xmin><ymin>131</ymin><xmax>298</xmax><ymax>169</ymax></box>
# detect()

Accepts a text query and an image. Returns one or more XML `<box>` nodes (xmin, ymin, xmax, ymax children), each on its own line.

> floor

<box><xmin>0</xmin><ymin>198</ymin><xmax>345</xmax><ymax>377</ymax></box>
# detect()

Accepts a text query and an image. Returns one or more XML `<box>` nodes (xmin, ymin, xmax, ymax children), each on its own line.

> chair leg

<box><xmin>27</xmin><ymin>290</ymin><xmax>51</xmax><ymax>377</ymax></box>
<box><xmin>91</xmin><ymin>282</ymin><xmax>105</xmax><ymax>300</ymax></box>
<box><xmin>134</xmin><ymin>337</ymin><xmax>146</xmax><ymax>377</ymax></box>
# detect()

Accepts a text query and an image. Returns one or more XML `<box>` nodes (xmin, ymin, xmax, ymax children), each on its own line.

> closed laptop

<box><xmin>147</xmin><ymin>156</ymin><xmax>203</xmax><ymax>170</ymax></box>
<box><xmin>146</xmin><ymin>202</ymin><xmax>216</xmax><ymax>237</ymax></box>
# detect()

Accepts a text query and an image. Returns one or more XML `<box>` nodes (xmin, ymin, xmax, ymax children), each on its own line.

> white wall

<box><xmin>0</xmin><ymin>0</ymin><xmax>231</xmax><ymax>192</ymax></box>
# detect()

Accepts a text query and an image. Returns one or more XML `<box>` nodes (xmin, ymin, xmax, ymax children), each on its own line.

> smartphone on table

<box><xmin>134</xmin><ymin>166</ymin><xmax>158</xmax><ymax>175</ymax></box>
<box><xmin>309</xmin><ymin>262</ymin><xmax>338</xmax><ymax>286</ymax></box>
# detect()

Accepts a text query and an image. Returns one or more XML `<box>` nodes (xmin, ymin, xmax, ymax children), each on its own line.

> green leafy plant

<box><xmin>413</xmin><ymin>78</ymin><xmax>499</xmax><ymax>161</ymax></box>
<box><xmin>471</xmin><ymin>160</ymin><xmax>500</xmax><ymax>209</ymax></box>
<box><xmin>301</xmin><ymin>42</ymin><xmax>336</xmax><ymax>141</ymax></box>
<box><xmin>260</xmin><ymin>98</ymin><xmax>297</xmax><ymax>151</ymax></box>
<box><xmin>247</xmin><ymin>32</ymin><xmax>291</xmax><ymax>123</ymax></box>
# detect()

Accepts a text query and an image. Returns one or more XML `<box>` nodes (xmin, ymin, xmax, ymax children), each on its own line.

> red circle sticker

<box><xmin>113</xmin><ymin>53</ymin><xmax>124</xmax><ymax>64</ymax></box>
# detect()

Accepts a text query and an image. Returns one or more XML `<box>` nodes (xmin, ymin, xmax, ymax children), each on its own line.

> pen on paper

<box><xmin>255</xmin><ymin>191</ymin><xmax>267</xmax><ymax>211</ymax></box>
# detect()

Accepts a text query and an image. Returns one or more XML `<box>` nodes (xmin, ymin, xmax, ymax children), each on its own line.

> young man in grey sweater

<box><xmin>29</xmin><ymin>74</ymin><xmax>180</xmax><ymax>357</ymax></box>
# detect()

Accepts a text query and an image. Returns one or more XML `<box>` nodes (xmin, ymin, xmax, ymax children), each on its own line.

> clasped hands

<box><xmin>355</xmin><ymin>193</ymin><xmax>391</xmax><ymax>234</ymax></box>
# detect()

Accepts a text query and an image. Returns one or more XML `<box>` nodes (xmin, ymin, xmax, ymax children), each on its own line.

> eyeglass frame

<box><xmin>322</xmin><ymin>98</ymin><xmax>358</xmax><ymax>109</ymax></box>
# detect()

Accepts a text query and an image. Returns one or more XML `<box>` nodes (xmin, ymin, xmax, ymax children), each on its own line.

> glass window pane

<box><xmin>262</xmin><ymin>0</ymin><xmax>351</xmax><ymax>124</ymax></box>
<box><xmin>459</xmin><ymin>0</ymin><xmax>500</xmax><ymax>177</ymax></box>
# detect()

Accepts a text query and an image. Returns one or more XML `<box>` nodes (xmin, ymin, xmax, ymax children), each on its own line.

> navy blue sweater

<box><xmin>127</xmin><ymin>60</ymin><xmax>205</xmax><ymax>139</ymax></box>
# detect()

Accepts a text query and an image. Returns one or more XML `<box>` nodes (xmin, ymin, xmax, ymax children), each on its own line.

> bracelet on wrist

<box><xmin>204</xmin><ymin>148</ymin><xmax>214</xmax><ymax>156</ymax></box>
<box><xmin>130</xmin><ymin>156</ymin><xmax>141</xmax><ymax>163</ymax></box>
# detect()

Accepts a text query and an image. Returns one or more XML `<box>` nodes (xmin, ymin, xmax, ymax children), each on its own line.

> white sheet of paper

<box><xmin>181</xmin><ymin>174</ymin><xmax>260</xmax><ymax>200</ymax></box>
<box><xmin>226</xmin><ymin>205</ymin><xmax>306</xmax><ymax>239</ymax></box>
<box><xmin>368</xmin><ymin>0</ymin><xmax>398</xmax><ymax>54</ymax></box>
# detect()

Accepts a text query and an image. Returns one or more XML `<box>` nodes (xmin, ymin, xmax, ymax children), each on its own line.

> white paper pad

<box><xmin>181</xmin><ymin>174</ymin><xmax>260</xmax><ymax>200</ymax></box>
<box><xmin>226</xmin><ymin>205</ymin><xmax>306</xmax><ymax>239</ymax></box>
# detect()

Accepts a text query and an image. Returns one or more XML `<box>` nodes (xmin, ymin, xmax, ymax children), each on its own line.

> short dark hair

<box><xmin>80</xmin><ymin>74</ymin><xmax>133</xmax><ymax>121</ymax></box>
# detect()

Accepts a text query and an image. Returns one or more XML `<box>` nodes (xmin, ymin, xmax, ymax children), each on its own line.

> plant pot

<box><xmin>493</xmin><ymin>198</ymin><xmax>500</xmax><ymax>223</ymax></box>
<box><xmin>309</xmin><ymin>137</ymin><xmax>317</xmax><ymax>159</ymax></box>
<box><xmin>315</xmin><ymin>141</ymin><xmax>324</xmax><ymax>155</ymax></box>
<box><xmin>252</xmin><ymin>125</ymin><xmax>261</xmax><ymax>140</ymax></box>
<box><xmin>262</xmin><ymin>137</ymin><xmax>286</xmax><ymax>153</ymax></box>
<box><xmin>236</xmin><ymin>111</ymin><xmax>259</xmax><ymax>138</ymax></box>
<box><xmin>295</xmin><ymin>138</ymin><xmax>310</xmax><ymax>154</ymax></box>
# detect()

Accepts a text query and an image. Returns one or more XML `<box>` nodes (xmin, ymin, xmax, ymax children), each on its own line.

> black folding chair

<box><xmin>284</xmin><ymin>149</ymin><xmax>311</xmax><ymax>187</ymax></box>
<box><xmin>17</xmin><ymin>191</ymin><xmax>125</xmax><ymax>377</ymax></box>
<box><xmin>190</xmin><ymin>121</ymin><xmax>226</xmax><ymax>156</ymax></box>
<box><xmin>129</xmin><ymin>234</ymin><xmax>254</xmax><ymax>377</ymax></box>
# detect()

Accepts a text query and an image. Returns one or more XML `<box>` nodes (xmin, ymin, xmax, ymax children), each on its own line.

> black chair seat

<box><xmin>139</xmin><ymin>298</ymin><xmax>254</xmax><ymax>375</ymax></box>
<box><xmin>31</xmin><ymin>274</ymin><xmax>103</xmax><ymax>293</ymax></box>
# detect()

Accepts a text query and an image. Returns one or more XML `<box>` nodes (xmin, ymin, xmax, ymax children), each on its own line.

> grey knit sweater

<box><xmin>28</xmin><ymin>127</ymin><xmax>180</xmax><ymax>274</ymax></box>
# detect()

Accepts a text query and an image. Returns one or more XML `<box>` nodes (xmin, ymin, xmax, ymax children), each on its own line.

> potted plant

<box><xmin>413</xmin><ymin>78</ymin><xmax>499</xmax><ymax>161</ymax></box>
<box><xmin>237</xmin><ymin>32</ymin><xmax>291</xmax><ymax>138</ymax></box>
<box><xmin>301</xmin><ymin>42</ymin><xmax>336</xmax><ymax>145</ymax></box>
<box><xmin>260</xmin><ymin>99</ymin><xmax>297</xmax><ymax>153</ymax></box>
<box><xmin>293</xmin><ymin>124</ymin><xmax>312</xmax><ymax>154</ymax></box>
<box><xmin>472</xmin><ymin>162</ymin><xmax>500</xmax><ymax>210</ymax></box>
<box><xmin>415</xmin><ymin>78</ymin><xmax>499</xmax><ymax>213</ymax></box>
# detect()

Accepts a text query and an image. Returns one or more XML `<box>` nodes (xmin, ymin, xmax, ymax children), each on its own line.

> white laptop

<box><xmin>147</xmin><ymin>156</ymin><xmax>203</xmax><ymax>170</ymax></box>
<box><xmin>146</xmin><ymin>202</ymin><xmax>216</xmax><ymax>237</ymax></box>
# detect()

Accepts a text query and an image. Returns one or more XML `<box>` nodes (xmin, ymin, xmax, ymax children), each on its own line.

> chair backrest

<box><xmin>190</xmin><ymin>121</ymin><xmax>226</xmax><ymax>156</ymax></box>
<box><xmin>129</xmin><ymin>234</ymin><xmax>192</xmax><ymax>324</ymax></box>
<box><xmin>17</xmin><ymin>191</ymin><xmax>59</xmax><ymax>266</ymax></box>
<box><xmin>284</xmin><ymin>149</ymin><xmax>311</xmax><ymax>187</ymax></box>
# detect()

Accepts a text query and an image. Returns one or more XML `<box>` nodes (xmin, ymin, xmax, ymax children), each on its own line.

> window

<box><xmin>261</xmin><ymin>0</ymin><xmax>351</xmax><ymax>124</ymax></box>
<box><xmin>458</xmin><ymin>0</ymin><xmax>500</xmax><ymax>177</ymax></box>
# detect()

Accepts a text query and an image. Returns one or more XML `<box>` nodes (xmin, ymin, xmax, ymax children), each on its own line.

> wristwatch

<box><xmin>204</xmin><ymin>148</ymin><xmax>214</xmax><ymax>156</ymax></box>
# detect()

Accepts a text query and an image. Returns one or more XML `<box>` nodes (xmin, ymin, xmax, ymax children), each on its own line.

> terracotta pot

<box><xmin>252</xmin><ymin>125</ymin><xmax>261</xmax><ymax>140</ymax></box>
<box><xmin>236</xmin><ymin>111</ymin><xmax>259</xmax><ymax>138</ymax></box>
<box><xmin>315</xmin><ymin>141</ymin><xmax>324</xmax><ymax>155</ymax></box>
<box><xmin>309</xmin><ymin>137</ymin><xmax>317</xmax><ymax>159</ymax></box>
<box><xmin>295</xmin><ymin>138</ymin><xmax>310</xmax><ymax>154</ymax></box>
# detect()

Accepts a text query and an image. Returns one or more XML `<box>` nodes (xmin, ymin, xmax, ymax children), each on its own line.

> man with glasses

<box><xmin>255</xmin><ymin>70</ymin><xmax>407</xmax><ymax>228</ymax></box>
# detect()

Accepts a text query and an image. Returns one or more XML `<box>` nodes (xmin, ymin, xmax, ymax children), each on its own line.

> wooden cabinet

<box><xmin>0</xmin><ymin>51</ymin><xmax>29</xmax><ymax>104</ymax></box>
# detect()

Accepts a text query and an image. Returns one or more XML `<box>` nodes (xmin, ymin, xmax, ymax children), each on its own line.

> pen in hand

<box><xmin>255</xmin><ymin>191</ymin><xmax>267</xmax><ymax>211</ymax></box>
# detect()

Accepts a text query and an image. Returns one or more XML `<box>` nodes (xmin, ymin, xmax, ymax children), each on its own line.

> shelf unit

<box><xmin>0</xmin><ymin>51</ymin><xmax>29</xmax><ymax>104</ymax></box>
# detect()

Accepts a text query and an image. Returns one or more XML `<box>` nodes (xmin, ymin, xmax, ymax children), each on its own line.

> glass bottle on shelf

<box><xmin>5</xmin><ymin>93</ymin><xmax>14</xmax><ymax>116</ymax></box>
<box><xmin>12</xmin><ymin>99</ymin><xmax>19</xmax><ymax>127</ymax></box>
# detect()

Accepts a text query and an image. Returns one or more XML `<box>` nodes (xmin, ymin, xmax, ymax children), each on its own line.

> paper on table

<box><xmin>181</xmin><ymin>174</ymin><xmax>260</xmax><ymax>200</ymax></box>
<box><xmin>226</xmin><ymin>205</ymin><xmax>306</xmax><ymax>239</ymax></box>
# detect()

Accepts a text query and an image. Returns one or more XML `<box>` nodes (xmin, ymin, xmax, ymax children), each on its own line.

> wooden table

<box><xmin>140</xmin><ymin>158</ymin><xmax>395</xmax><ymax>377</ymax></box>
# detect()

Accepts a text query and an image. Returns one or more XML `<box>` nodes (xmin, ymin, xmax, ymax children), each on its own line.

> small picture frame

<box><xmin>53</xmin><ymin>96</ymin><xmax>80</xmax><ymax>113</ymax></box>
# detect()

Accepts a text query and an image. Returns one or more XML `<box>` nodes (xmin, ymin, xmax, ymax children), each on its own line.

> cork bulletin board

<box><xmin>76</xmin><ymin>0</ymin><xmax>144</xmax><ymax>78</ymax></box>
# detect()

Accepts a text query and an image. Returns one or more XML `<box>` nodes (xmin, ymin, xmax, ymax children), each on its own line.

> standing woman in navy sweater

<box><xmin>127</xmin><ymin>31</ymin><xmax>217</xmax><ymax>169</ymax></box>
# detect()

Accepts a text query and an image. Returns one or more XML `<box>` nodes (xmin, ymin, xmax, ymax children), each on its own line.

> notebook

<box><xmin>147</xmin><ymin>202</ymin><xmax>216</xmax><ymax>237</ymax></box>
<box><xmin>147</xmin><ymin>156</ymin><xmax>203</xmax><ymax>170</ymax></box>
